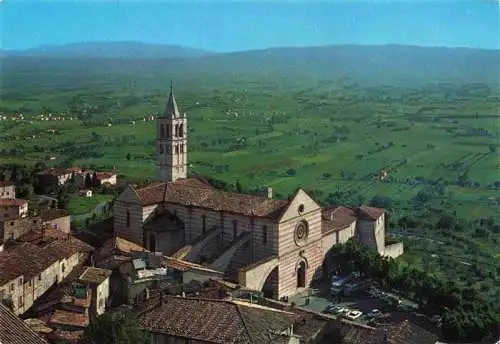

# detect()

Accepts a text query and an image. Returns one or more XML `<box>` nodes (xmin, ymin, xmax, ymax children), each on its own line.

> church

<box><xmin>113</xmin><ymin>85</ymin><xmax>403</xmax><ymax>299</ymax></box>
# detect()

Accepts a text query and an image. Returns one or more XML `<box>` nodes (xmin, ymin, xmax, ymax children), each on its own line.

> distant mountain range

<box><xmin>1</xmin><ymin>41</ymin><xmax>212</xmax><ymax>59</ymax></box>
<box><xmin>1</xmin><ymin>41</ymin><xmax>499</xmax><ymax>87</ymax></box>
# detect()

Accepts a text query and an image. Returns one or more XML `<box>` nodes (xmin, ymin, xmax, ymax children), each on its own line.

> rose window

<box><xmin>294</xmin><ymin>220</ymin><xmax>309</xmax><ymax>245</ymax></box>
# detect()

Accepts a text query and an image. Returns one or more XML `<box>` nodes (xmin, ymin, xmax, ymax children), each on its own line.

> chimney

<box><xmin>266</xmin><ymin>187</ymin><xmax>272</xmax><ymax>199</ymax></box>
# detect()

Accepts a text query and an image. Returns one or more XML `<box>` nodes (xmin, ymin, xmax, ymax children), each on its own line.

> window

<box><xmin>126</xmin><ymin>210</ymin><xmax>130</xmax><ymax>228</ymax></box>
<box><xmin>202</xmin><ymin>215</ymin><xmax>206</xmax><ymax>233</ymax></box>
<box><xmin>62</xmin><ymin>263</ymin><xmax>65</xmax><ymax>273</ymax></box>
<box><xmin>160</xmin><ymin>124</ymin><xmax>165</xmax><ymax>138</ymax></box>
<box><xmin>9</xmin><ymin>283</ymin><xmax>14</xmax><ymax>291</ymax></box>
<box><xmin>18</xmin><ymin>279</ymin><xmax>22</xmax><ymax>286</ymax></box>
<box><xmin>180</xmin><ymin>144</ymin><xmax>184</xmax><ymax>154</ymax></box>
<box><xmin>160</xmin><ymin>144</ymin><xmax>164</xmax><ymax>154</ymax></box>
<box><xmin>175</xmin><ymin>145</ymin><xmax>179</xmax><ymax>155</ymax></box>
<box><xmin>262</xmin><ymin>225</ymin><xmax>268</xmax><ymax>244</ymax></box>
<box><xmin>18</xmin><ymin>296</ymin><xmax>23</xmax><ymax>307</ymax></box>
<box><xmin>38</xmin><ymin>274</ymin><xmax>42</xmax><ymax>281</ymax></box>
<box><xmin>233</xmin><ymin>220</ymin><xmax>237</xmax><ymax>239</ymax></box>
<box><xmin>28</xmin><ymin>280</ymin><xmax>32</xmax><ymax>287</ymax></box>
<box><xmin>179</xmin><ymin>124</ymin><xmax>184</xmax><ymax>138</ymax></box>
<box><xmin>166</xmin><ymin>125</ymin><xmax>170</xmax><ymax>138</ymax></box>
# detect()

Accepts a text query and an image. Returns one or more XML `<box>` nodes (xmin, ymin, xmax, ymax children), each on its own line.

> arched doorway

<box><xmin>297</xmin><ymin>261</ymin><xmax>306</xmax><ymax>288</ymax></box>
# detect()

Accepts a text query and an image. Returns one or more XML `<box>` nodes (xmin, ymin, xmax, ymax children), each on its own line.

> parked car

<box><xmin>367</xmin><ymin>309</ymin><xmax>381</xmax><ymax>318</ymax></box>
<box><xmin>345</xmin><ymin>310</ymin><xmax>363</xmax><ymax>321</ymax></box>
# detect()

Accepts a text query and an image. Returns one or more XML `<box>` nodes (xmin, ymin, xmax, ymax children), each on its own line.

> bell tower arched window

<box><xmin>160</xmin><ymin>124</ymin><xmax>165</xmax><ymax>138</ymax></box>
<box><xmin>179</xmin><ymin>124</ymin><xmax>184</xmax><ymax>137</ymax></box>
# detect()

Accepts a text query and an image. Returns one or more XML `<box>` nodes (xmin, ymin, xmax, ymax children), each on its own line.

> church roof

<box><xmin>357</xmin><ymin>206</ymin><xmax>385</xmax><ymax>221</ymax></box>
<box><xmin>162</xmin><ymin>84</ymin><xmax>180</xmax><ymax>119</ymax></box>
<box><xmin>135</xmin><ymin>178</ymin><xmax>290</xmax><ymax>220</ymax></box>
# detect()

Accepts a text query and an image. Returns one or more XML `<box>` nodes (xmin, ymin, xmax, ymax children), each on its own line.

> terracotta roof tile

<box><xmin>135</xmin><ymin>178</ymin><xmax>289</xmax><ymax>220</ymax></box>
<box><xmin>385</xmin><ymin>320</ymin><xmax>439</xmax><ymax>344</ymax></box>
<box><xmin>0</xmin><ymin>181</ymin><xmax>13</xmax><ymax>187</ymax></box>
<box><xmin>38</xmin><ymin>209</ymin><xmax>69</xmax><ymax>221</ymax></box>
<box><xmin>358</xmin><ymin>206</ymin><xmax>385</xmax><ymax>221</ymax></box>
<box><xmin>95</xmin><ymin>172</ymin><xmax>116</xmax><ymax>180</ymax></box>
<box><xmin>78</xmin><ymin>267</ymin><xmax>112</xmax><ymax>285</ymax></box>
<box><xmin>49</xmin><ymin>309</ymin><xmax>89</xmax><ymax>328</ymax></box>
<box><xmin>137</xmin><ymin>295</ymin><xmax>297</xmax><ymax>343</ymax></box>
<box><xmin>0</xmin><ymin>304</ymin><xmax>49</xmax><ymax>344</ymax></box>
<box><xmin>321</xmin><ymin>206</ymin><xmax>358</xmax><ymax>234</ymax></box>
<box><xmin>0</xmin><ymin>230</ymin><xmax>94</xmax><ymax>286</ymax></box>
<box><xmin>0</xmin><ymin>198</ymin><xmax>28</xmax><ymax>206</ymax></box>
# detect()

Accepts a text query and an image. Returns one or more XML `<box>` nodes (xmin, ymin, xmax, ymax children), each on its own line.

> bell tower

<box><xmin>156</xmin><ymin>81</ymin><xmax>187</xmax><ymax>182</ymax></box>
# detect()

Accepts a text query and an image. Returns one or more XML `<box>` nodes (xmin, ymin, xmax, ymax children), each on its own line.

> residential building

<box><xmin>0</xmin><ymin>228</ymin><xmax>93</xmax><ymax>315</ymax></box>
<box><xmin>0</xmin><ymin>181</ymin><xmax>16</xmax><ymax>199</ymax></box>
<box><xmin>0</xmin><ymin>199</ymin><xmax>28</xmax><ymax>220</ymax></box>
<box><xmin>77</xmin><ymin>267</ymin><xmax>112</xmax><ymax>316</ymax></box>
<box><xmin>95</xmin><ymin>172</ymin><xmax>117</xmax><ymax>186</ymax></box>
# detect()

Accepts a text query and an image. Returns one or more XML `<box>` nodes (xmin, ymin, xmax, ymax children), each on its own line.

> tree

<box><xmin>83</xmin><ymin>173</ymin><xmax>91</xmax><ymax>188</ymax></box>
<box><xmin>79</xmin><ymin>311</ymin><xmax>146</xmax><ymax>344</ymax></box>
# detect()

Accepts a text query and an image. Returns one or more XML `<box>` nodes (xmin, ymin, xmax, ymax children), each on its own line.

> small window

<box><xmin>126</xmin><ymin>210</ymin><xmax>130</xmax><ymax>228</ymax></box>
<box><xmin>180</xmin><ymin>144</ymin><xmax>184</xmax><ymax>154</ymax></box>
<box><xmin>28</xmin><ymin>280</ymin><xmax>32</xmax><ymax>287</ymax></box>
<box><xmin>262</xmin><ymin>225</ymin><xmax>268</xmax><ymax>244</ymax></box>
<box><xmin>10</xmin><ymin>284</ymin><xmax>14</xmax><ymax>291</ymax></box>
<box><xmin>62</xmin><ymin>264</ymin><xmax>65</xmax><ymax>273</ymax></box>
<box><xmin>298</xmin><ymin>204</ymin><xmax>305</xmax><ymax>213</ymax></box>
<box><xmin>18</xmin><ymin>279</ymin><xmax>22</xmax><ymax>286</ymax></box>
<box><xmin>18</xmin><ymin>296</ymin><xmax>23</xmax><ymax>307</ymax></box>
<box><xmin>232</xmin><ymin>220</ymin><xmax>237</xmax><ymax>239</ymax></box>
<box><xmin>160</xmin><ymin>124</ymin><xmax>166</xmax><ymax>138</ymax></box>
<box><xmin>38</xmin><ymin>274</ymin><xmax>42</xmax><ymax>281</ymax></box>
<box><xmin>175</xmin><ymin>145</ymin><xmax>179</xmax><ymax>155</ymax></box>
<box><xmin>160</xmin><ymin>144</ymin><xmax>164</xmax><ymax>154</ymax></box>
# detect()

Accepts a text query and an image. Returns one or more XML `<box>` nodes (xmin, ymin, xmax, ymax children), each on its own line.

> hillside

<box><xmin>1</xmin><ymin>41</ymin><xmax>212</xmax><ymax>59</ymax></box>
<box><xmin>1</xmin><ymin>44</ymin><xmax>498</xmax><ymax>90</ymax></box>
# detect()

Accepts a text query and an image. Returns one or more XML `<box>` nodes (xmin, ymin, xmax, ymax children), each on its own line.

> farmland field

<box><xmin>0</xmin><ymin>69</ymin><xmax>498</xmax><ymax>220</ymax></box>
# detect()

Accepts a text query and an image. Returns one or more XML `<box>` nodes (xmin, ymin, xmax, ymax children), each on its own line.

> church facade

<box><xmin>113</xmin><ymin>86</ymin><xmax>403</xmax><ymax>299</ymax></box>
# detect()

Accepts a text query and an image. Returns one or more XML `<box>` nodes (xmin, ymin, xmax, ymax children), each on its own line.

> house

<box><xmin>36</xmin><ymin>167</ymin><xmax>81</xmax><ymax>193</ymax></box>
<box><xmin>93</xmin><ymin>236</ymin><xmax>223</xmax><ymax>306</ymax></box>
<box><xmin>0</xmin><ymin>181</ymin><xmax>16</xmax><ymax>199</ymax></box>
<box><xmin>95</xmin><ymin>172</ymin><xmax>117</xmax><ymax>186</ymax></box>
<box><xmin>0</xmin><ymin>199</ymin><xmax>28</xmax><ymax>221</ymax></box>
<box><xmin>39</xmin><ymin>209</ymin><xmax>71</xmax><ymax>234</ymax></box>
<box><xmin>113</xmin><ymin>85</ymin><xmax>404</xmax><ymax>300</ymax></box>
<box><xmin>0</xmin><ymin>217</ymin><xmax>43</xmax><ymax>243</ymax></box>
<box><xmin>0</xmin><ymin>228</ymin><xmax>93</xmax><ymax>315</ymax></box>
<box><xmin>137</xmin><ymin>292</ymin><xmax>301</xmax><ymax>344</ymax></box>
<box><xmin>79</xmin><ymin>189</ymin><xmax>93</xmax><ymax>198</ymax></box>
<box><xmin>0</xmin><ymin>303</ymin><xmax>49</xmax><ymax>344</ymax></box>
<box><xmin>77</xmin><ymin>267</ymin><xmax>112</xmax><ymax>316</ymax></box>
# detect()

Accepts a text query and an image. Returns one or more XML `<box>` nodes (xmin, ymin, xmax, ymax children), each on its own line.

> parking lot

<box><xmin>290</xmin><ymin>283</ymin><xmax>438</xmax><ymax>331</ymax></box>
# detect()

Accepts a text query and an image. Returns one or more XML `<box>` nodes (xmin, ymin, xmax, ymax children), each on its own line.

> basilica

<box><xmin>113</xmin><ymin>86</ymin><xmax>403</xmax><ymax>299</ymax></box>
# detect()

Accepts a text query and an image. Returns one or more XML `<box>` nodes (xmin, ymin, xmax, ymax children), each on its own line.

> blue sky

<box><xmin>1</xmin><ymin>0</ymin><xmax>498</xmax><ymax>51</ymax></box>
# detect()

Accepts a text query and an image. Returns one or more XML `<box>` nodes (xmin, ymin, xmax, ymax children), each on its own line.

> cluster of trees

<box><xmin>78</xmin><ymin>311</ymin><xmax>146</xmax><ymax>344</ymax></box>
<box><xmin>327</xmin><ymin>240</ymin><xmax>500</xmax><ymax>342</ymax></box>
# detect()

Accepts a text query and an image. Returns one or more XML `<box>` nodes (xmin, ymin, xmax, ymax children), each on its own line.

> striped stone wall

<box><xmin>277</xmin><ymin>239</ymin><xmax>323</xmax><ymax>298</ymax></box>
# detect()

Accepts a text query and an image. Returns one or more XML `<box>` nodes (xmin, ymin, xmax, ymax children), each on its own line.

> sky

<box><xmin>0</xmin><ymin>0</ymin><xmax>498</xmax><ymax>52</ymax></box>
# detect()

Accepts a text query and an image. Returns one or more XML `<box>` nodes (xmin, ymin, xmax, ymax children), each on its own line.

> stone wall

<box><xmin>96</xmin><ymin>278</ymin><xmax>110</xmax><ymax>316</ymax></box>
<box><xmin>239</xmin><ymin>256</ymin><xmax>279</xmax><ymax>291</ymax></box>
<box><xmin>114</xmin><ymin>186</ymin><xmax>145</xmax><ymax>245</ymax></box>
<box><xmin>383</xmin><ymin>242</ymin><xmax>404</xmax><ymax>259</ymax></box>
<box><xmin>0</xmin><ymin>217</ymin><xmax>42</xmax><ymax>242</ymax></box>
<box><xmin>44</xmin><ymin>216</ymin><xmax>71</xmax><ymax>234</ymax></box>
<box><xmin>0</xmin><ymin>202</ymin><xmax>28</xmax><ymax>221</ymax></box>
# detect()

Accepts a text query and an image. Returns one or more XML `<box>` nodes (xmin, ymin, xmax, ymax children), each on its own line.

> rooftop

<box><xmin>78</xmin><ymin>267</ymin><xmax>112</xmax><ymax>285</ymax></box>
<box><xmin>49</xmin><ymin>309</ymin><xmax>89</xmax><ymax>328</ymax></box>
<box><xmin>0</xmin><ymin>181</ymin><xmax>14</xmax><ymax>187</ymax></box>
<box><xmin>95</xmin><ymin>172</ymin><xmax>116</xmax><ymax>180</ymax></box>
<box><xmin>0</xmin><ymin>304</ymin><xmax>49</xmax><ymax>344</ymax></box>
<box><xmin>137</xmin><ymin>294</ymin><xmax>297</xmax><ymax>343</ymax></box>
<box><xmin>134</xmin><ymin>177</ymin><xmax>289</xmax><ymax>220</ymax></box>
<box><xmin>0</xmin><ymin>198</ymin><xmax>28</xmax><ymax>206</ymax></box>
<box><xmin>38</xmin><ymin>208</ymin><xmax>69</xmax><ymax>221</ymax></box>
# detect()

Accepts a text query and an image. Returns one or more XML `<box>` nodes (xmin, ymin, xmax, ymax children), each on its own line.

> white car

<box><xmin>368</xmin><ymin>309</ymin><xmax>381</xmax><ymax>317</ymax></box>
<box><xmin>345</xmin><ymin>310</ymin><xmax>363</xmax><ymax>320</ymax></box>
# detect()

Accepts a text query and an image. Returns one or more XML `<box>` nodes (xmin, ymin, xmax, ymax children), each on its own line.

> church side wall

<box><xmin>114</xmin><ymin>200</ymin><xmax>143</xmax><ymax>246</ymax></box>
<box><xmin>338</xmin><ymin>222</ymin><xmax>357</xmax><ymax>244</ymax></box>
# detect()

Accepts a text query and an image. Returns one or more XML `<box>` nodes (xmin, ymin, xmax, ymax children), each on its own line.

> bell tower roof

<box><xmin>164</xmin><ymin>80</ymin><xmax>180</xmax><ymax>119</ymax></box>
